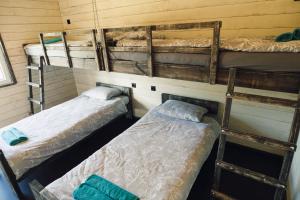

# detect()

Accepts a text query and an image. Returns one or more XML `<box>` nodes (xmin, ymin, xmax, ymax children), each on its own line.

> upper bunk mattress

<box><xmin>40</xmin><ymin>105</ymin><xmax>220</xmax><ymax>200</ymax></box>
<box><xmin>24</xmin><ymin>38</ymin><xmax>300</xmax><ymax>72</ymax></box>
<box><xmin>0</xmin><ymin>95</ymin><xmax>128</xmax><ymax>179</ymax></box>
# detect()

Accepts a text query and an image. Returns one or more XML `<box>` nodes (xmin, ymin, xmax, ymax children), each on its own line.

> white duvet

<box><xmin>41</xmin><ymin>105</ymin><xmax>220</xmax><ymax>200</ymax></box>
<box><xmin>0</xmin><ymin>95</ymin><xmax>128</xmax><ymax>179</ymax></box>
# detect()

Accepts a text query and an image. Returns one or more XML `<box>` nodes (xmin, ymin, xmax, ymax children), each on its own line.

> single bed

<box><xmin>30</xmin><ymin>93</ymin><xmax>220</xmax><ymax>200</ymax></box>
<box><xmin>0</xmin><ymin>82</ymin><xmax>132</xmax><ymax>199</ymax></box>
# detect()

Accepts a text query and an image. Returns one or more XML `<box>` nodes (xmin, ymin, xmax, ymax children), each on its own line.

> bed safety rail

<box><xmin>39</xmin><ymin>29</ymin><xmax>103</xmax><ymax>70</ymax></box>
<box><xmin>101</xmin><ymin>21</ymin><xmax>222</xmax><ymax>84</ymax></box>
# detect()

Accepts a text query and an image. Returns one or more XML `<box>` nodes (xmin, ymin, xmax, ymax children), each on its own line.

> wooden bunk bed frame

<box><xmin>0</xmin><ymin>83</ymin><xmax>133</xmax><ymax>200</ymax></box>
<box><xmin>29</xmin><ymin>21</ymin><xmax>300</xmax><ymax>94</ymax></box>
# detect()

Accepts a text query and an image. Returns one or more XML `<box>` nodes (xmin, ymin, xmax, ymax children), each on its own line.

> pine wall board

<box><xmin>0</xmin><ymin>0</ymin><xmax>78</xmax><ymax>128</ymax></box>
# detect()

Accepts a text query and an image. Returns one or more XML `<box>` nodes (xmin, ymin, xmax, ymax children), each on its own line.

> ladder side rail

<box><xmin>274</xmin><ymin>90</ymin><xmax>300</xmax><ymax>200</ymax></box>
<box><xmin>213</xmin><ymin>68</ymin><xmax>237</xmax><ymax>191</ymax></box>
<box><xmin>39</xmin><ymin>57</ymin><xmax>45</xmax><ymax>111</ymax></box>
<box><xmin>27</xmin><ymin>55</ymin><xmax>34</xmax><ymax>114</ymax></box>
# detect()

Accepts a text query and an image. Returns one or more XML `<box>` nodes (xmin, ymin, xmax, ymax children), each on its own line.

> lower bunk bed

<box><xmin>30</xmin><ymin>93</ymin><xmax>221</xmax><ymax>200</ymax></box>
<box><xmin>0</xmin><ymin>83</ymin><xmax>133</xmax><ymax>199</ymax></box>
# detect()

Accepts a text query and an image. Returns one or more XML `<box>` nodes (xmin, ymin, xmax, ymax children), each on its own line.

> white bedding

<box><xmin>0</xmin><ymin>95</ymin><xmax>128</xmax><ymax>179</ymax></box>
<box><xmin>41</xmin><ymin>105</ymin><xmax>220</xmax><ymax>200</ymax></box>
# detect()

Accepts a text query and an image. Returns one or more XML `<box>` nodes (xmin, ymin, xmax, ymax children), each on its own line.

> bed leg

<box><xmin>29</xmin><ymin>180</ymin><xmax>45</xmax><ymax>200</ymax></box>
<box><xmin>0</xmin><ymin>150</ymin><xmax>24</xmax><ymax>200</ymax></box>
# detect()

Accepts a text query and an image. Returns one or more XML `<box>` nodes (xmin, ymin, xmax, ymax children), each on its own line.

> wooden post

<box><xmin>91</xmin><ymin>29</ymin><xmax>103</xmax><ymax>71</ymax></box>
<box><xmin>146</xmin><ymin>26</ymin><xmax>153</xmax><ymax>77</ymax></box>
<box><xmin>99</xmin><ymin>29</ymin><xmax>110</xmax><ymax>72</ymax></box>
<box><xmin>39</xmin><ymin>57</ymin><xmax>45</xmax><ymax>111</ymax></box>
<box><xmin>27</xmin><ymin>56</ymin><xmax>34</xmax><ymax>114</ymax></box>
<box><xmin>0</xmin><ymin>150</ymin><xmax>24</xmax><ymax>200</ymax></box>
<box><xmin>213</xmin><ymin>68</ymin><xmax>236</xmax><ymax>191</ymax></box>
<box><xmin>209</xmin><ymin>21</ymin><xmax>221</xmax><ymax>84</ymax></box>
<box><xmin>274</xmin><ymin>90</ymin><xmax>300</xmax><ymax>200</ymax></box>
<box><xmin>61</xmin><ymin>32</ymin><xmax>73</xmax><ymax>68</ymax></box>
<box><xmin>39</xmin><ymin>33</ymin><xmax>50</xmax><ymax>65</ymax></box>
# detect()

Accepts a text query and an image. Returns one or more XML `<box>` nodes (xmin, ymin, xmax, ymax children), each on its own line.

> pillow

<box><xmin>82</xmin><ymin>86</ymin><xmax>122</xmax><ymax>100</ymax></box>
<box><xmin>157</xmin><ymin>100</ymin><xmax>208</xmax><ymax>122</ymax></box>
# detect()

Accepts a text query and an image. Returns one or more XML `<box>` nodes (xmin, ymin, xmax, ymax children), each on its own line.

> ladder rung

<box><xmin>28</xmin><ymin>98</ymin><xmax>42</xmax><ymax>105</ymax></box>
<box><xmin>26</xmin><ymin>65</ymin><xmax>40</xmax><ymax>70</ymax></box>
<box><xmin>216</xmin><ymin>161</ymin><xmax>286</xmax><ymax>189</ymax></box>
<box><xmin>27</xmin><ymin>82</ymin><xmax>41</xmax><ymax>88</ymax></box>
<box><xmin>222</xmin><ymin>129</ymin><xmax>296</xmax><ymax>152</ymax></box>
<box><xmin>211</xmin><ymin>190</ymin><xmax>237</xmax><ymax>200</ymax></box>
<box><xmin>227</xmin><ymin>92</ymin><xmax>297</xmax><ymax>108</ymax></box>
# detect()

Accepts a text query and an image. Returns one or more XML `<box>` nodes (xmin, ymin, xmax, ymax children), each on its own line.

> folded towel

<box><xmin>73</xmin><ymin>175</ymin><xmax>139</xmax><ymax>200</ymax></box>
<box><xmin>44</xmin><ymin>37</ymin><xmax>62</xmax><ymax>44</ymax></box>
<box><xmin>73</xmin><ymin>183</ymin><xmax>112</xmax><ymax>200</ymax></box>
<box><xmin>85</xmin><ymin>175</ymin><xmax>139</xmax><ymax>200</ymax></box>
<box><xmin>293</xmin><ymin>28</ymin><xmax>300</xmax><ymax>40</ymax></box>
<box><xmin>275</xmin><ymin>32</ymin><xmax>294</xmax><ymax>42</ymax></box>
<box><xmin>1</xmin><ymin>128</ymin><xmax>28</xmax><ymax>146</ymax></box>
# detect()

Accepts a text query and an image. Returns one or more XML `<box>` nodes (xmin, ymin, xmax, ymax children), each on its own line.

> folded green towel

<box><xmin>73</xmin><ymin>184</ymin><xmax>112</xmax><ymax>200</ymax></box>
<box><xmin>44</xmin><ymin>37</ymin><xmax>62</xmax><ymax>44</ymax></box>
<box><xmin>1</xmin><ymin>128</ymin><xmax>28</xmax><ymax>146</ymax></box>
<box><xmin>74</xmin><ymin>175</ymin><xmax>139</xmax><ymax>200</ymax></box>
<box><xmin>275</xmin><ymin>32</ymin><xmax>294</xmax><ymax>42</ymax></box>
<box><xmin>293</xmin><ymin>28</ymin><xmax>300</xmax><ymax>40</ymax></box>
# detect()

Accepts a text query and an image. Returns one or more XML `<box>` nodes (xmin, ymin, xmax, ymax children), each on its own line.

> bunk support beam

<box><xmin>39</xmin><ymin>33</ymin><xmax>50</xmax><ymax>65</ymax></box>
<box><xmin>91</xmin><ymin>29</ymin><xmax>103</xmax><ymax>71</ymax></box>
<box><xmin>39</xmin><ymin>56</ymin><xmax>45</xmax><ymax>110</ymax></box>
<box><xmin>0</xmin><ymin>150</ymin><xmax>24</xmax><ymax>200</ymax></box>
<box><xmin>210</xmin><ymin>21</ymin><xmax>221</xmax><ymax>84</ymax></box>
<box><xmin>146</xmin><ymin>26</ymin><xmax>153</xmax><ymax>77</ymax></box>
<box><xmin>99</xmin><ymin>29</ymin><xmax>110</xmax><ymax>72</ymax></box>
<box><xmin>61</xmin><ymin>32</ymin><xmax>73</xmax><ymax>68</ymax></box>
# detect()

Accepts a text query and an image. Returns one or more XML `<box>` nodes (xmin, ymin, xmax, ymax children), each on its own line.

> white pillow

<box><xmin>157</xmin><ymin>100</ymin><xmax>208</xmax><ymax>122</ymax></box>
<box><xmin>82</xmin><ymin>86</ymin><xmax>122</xmax><ymax>100</ymax></box>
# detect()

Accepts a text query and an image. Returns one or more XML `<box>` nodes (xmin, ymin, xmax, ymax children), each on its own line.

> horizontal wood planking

<box><xmin>0</xmin><ymin>0</ymin><xmax>77</xmax><ymax>128</ymax></box>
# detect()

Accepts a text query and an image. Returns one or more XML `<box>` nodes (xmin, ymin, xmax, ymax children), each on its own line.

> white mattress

<box><xmin>0</xmin><ymin>95</ymin><xmax>128</xmax><ymax>179</ymax></box>
<box><xmin>41</xmin><ymin>105</ymin><xmax>220</xmax><ymax>200</ymax></box>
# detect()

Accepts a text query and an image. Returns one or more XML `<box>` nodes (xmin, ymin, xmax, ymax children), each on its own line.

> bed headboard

<box><xmin>161</xmin><ymin>93</ymin><xmax>219</xmax><ymax>115</ymax></box>
<box><xmin>96</xmin><ymin>82</ymin><xmax>133</xmax><ymax>119</ymax></box>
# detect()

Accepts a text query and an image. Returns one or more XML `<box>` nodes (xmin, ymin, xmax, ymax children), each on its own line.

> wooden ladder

<box><xmin>211</xmin><ymin>68</ymin><xmax>300</xmax><ymax>200</ymax></box>
<box><xmin>26</xmin><ymin>56</ymin><xmax>45</xmax><ymax>114</ymax></box>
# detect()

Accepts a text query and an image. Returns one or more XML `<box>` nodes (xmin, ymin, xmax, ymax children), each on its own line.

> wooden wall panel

<box><xmin>0</xmin><ymin>0</ymin><xmax>78</xmax><ymax>127</ymax></box>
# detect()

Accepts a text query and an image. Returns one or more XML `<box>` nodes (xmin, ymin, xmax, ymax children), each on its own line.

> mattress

<box><xmin>40</xmin><ymin>105</ymin><xmax>220</xmax><ymax>200</ymax></box>
<box><xmin>24</xmin><ymin>38</ymin><xmax>300</xmax><ymax>72</ymax></box>
<box><xmin>0</xmin><ymin>95</ymin><xmax>128</xmax><ymax>179</ymax></box>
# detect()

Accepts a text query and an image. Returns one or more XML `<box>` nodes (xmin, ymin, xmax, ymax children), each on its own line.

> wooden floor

<box><xmin>0</xmin><ymin>118</ymin><xmax>283</xmax><ymax>200</ymax></box>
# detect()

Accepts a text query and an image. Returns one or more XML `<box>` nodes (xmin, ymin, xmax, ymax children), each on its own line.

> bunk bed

<box><xmin>0</xmin><ymin>83</ymin><xmax>133</xmax><ymax>200</ymax></box>
<box><xmin>23</xmin><ymin>21</ymin><xmax>300</xmax><ymax>93</ymax></box>
<box><xmin>29</xmin><ymin>93</ymin><xmax>221</xmax><ymax>200</ymax></box>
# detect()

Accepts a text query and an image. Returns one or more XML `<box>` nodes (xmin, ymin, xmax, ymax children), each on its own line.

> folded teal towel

<box><xmin>73</xmin><ymin>184</ymin><xmax>112</xmax><ymax>200</ymax></box>
<box><xmin>73</xmin><ymin>175</ymin><xmax>139</xmax><ymax>200</ymax></box>
<box><xmin>275</xmin><ymin>32</ymin><xmax>294</xmax><ymax>42</ymax></box>
<box><xmin>293</xmin><ymin>28</ymin><xmax>300</xmax><ymax>40</ymax></box>
<box><xmin>44</xmin><ymin>37</ymin><xmax>62</xmax><ymax>44</ymax></box>
<box><xmin>1</xmin><ymin>128</ymin><xmax>28</xmax><ymax>146</ymax></box>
